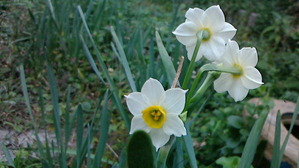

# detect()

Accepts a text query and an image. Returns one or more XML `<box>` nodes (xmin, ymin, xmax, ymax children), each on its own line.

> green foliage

<box><xmin>14</xmin><ymin>149</ymin><xmax>42</xmax><ymax>168</ymax></box>
<box><xmin>238</xmin><ymin>107</ymin><xmax>269</xmax><ymax>168</ymax></box>
<box><xmin>216</xmin><ymin>156</ymin><xmax>253</xmax><ymax>168</ymax></box>
<box><xmin>155</xmin><ymin>31</ymin><xmax>176</xmax><ymax>86</ymax></box>
<box><xmin>271</xmin><ymin>111</ymin><xmax>281</xmax><ymax>168</ymax></box>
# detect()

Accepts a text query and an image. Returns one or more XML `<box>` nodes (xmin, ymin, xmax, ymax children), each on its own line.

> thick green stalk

<box><xmin>182</xmin><ymin>31</ymin><xmax>204</xmax><ymax>89</ymax></box>
<box><xmin>156</xmin><ymin>136</ymin><xmax>176</xmax><ymax>168</ymax></box>
<box><xmin>187</xmin><ymin>66</ymin><xmax>205</xmax><ymax>101</ymax></box>
<box><xmin>186</xmin><ymin>63</ymin><xmax>242</xmax><ymax>108</ymax></box>
<box><xmin>188</xmin><ymin>72</ymin><xmax>220</xmax><ymax>107</ymax></box>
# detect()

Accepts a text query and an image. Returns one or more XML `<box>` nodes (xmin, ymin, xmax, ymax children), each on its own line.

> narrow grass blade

<box><xmin>93</xmin><ymin>0</ymin><xmax>107</xmax><ymax>31</ymax></box>
<box><xmin>84</xmin><ymin>42</ymin><xmax>105</xmax><ymax>83</ymax></box>
<box><xmin>238</xmin><ymin>108</ymin><xmax>269</xmax><ymax>168</ymax></box>
<box><xmin>111</xmin><ymin>26</ymin><xmax>137</xmax><ymax>92</ymax></box>
<box><xmin>175</xmin><ymin>137</ymin><xmax>184</xmax><ymax>168</ymax></box>
<box><xmin>155</xmin><ymin>30</ymin><xmax>176</xmax><ymax>86</ymax></box>
<box><xmin>19</xmin><ymin>65</ymin><xmax>46</xmax><ymax>162</ymax></box>
<box><xmin>51</xmin><ymin>148</ymin><xmax>114</xmax><ymax>165</ymax></box>
<box><xmin>91</xmin><ymin>96</ymin><xmax>104</xmax><ymax>127</ymax></box>
<box><xmin>271</xmin><ymin>111</ymin><xmax>281</xmax><ymax>168</ymax></box>
<box><xmin>44</xmin><ymin>130</ymin><xmax>53</xmax><ymax>168</ymax></box>
<box><xmin>279</xmin><ymin>96</ymin><xmax>299</xmax><ymax>164</ymax></box>
<box><xmin>189</xmin><ymin>92</ymin><xmax>212</xmax><ymax>125</ymax></box>
<box><xmin>1</xmin><ymin>143</ymin><xmax>15</xmax><ymax>167</ymax></box>
<box><xmin>45</xmin><ymin>0</ymin><xmax>59</xmax><ymax>30</ymax></box>
<box><xmin>46</xmin><ymin>61</ymin><xmax>67</xmax><ymax>167</ymax></box>
<box><xmin>118</xmin><ymin>148</ymin><xmax>127</xmax><ymax>168</ymax></box>
<box><xmin>87</xmin><ymin>124</ymin><xmax>93</xmax><ymax>168</ymax></box>
<box><xmin>64</xmin><ymin>85</ymin><xmax>72</xmax><ymax>152</ymax></box>
<box><xmin>71</xmin><ymin>134</ymin><xmax>90</xmax><ymax>168</ymax></box>
<box><xmin>149</xmin><ymin>37</ymin><xmax>155</xmax><ymax>78</ymax></box>
<box><xmin>93</xmin><ymin>90</ymin><xmax>111</xmax><ymax>168</ymax></box>
<box><xmin>85</xmin><ymin>0</ymin><xmax>95</xmax><ymax>19</ymax></box>
<box><xmin>78</xmin><ymin>5</ymin><xmax>130</xmax><ymax>129</ymax></box>
<box><xmin>76</xmin><ymin>105</ymin><xmax>83</xmax><ymax>168</ymax></box>
<box><xmin>157</xmin><ymin>137</ymin><xmax>176</xmax><ymax>168</ymax></box>
<box><xmin>183</xmin><ymin>121</ymin><xmax>198</xmax><ymax>168</ymax></box>
<box><xmin>38</xmin><ymin>87</ymin><xmax>53</xmax><ymax>167</ymax></box>
<box><xmin>80</xmin><ymin>34</ymin><xmax>130</xmax><ymax>129</ymax></box>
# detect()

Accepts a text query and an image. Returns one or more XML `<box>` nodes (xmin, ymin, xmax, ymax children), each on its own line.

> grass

<box><xmin>0</xmin><ymin>0</ymin><xmax>298</xmax><ymax>167</ymax></box>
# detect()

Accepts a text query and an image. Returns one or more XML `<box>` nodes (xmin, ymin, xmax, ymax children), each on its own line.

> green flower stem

<box><xmin>182</xmin><ymin>31</ymin><xmax>204</xmax><ymax>89</ymax></box>
<box><xmin>184</xmin><ymin>63</ymin><xmax>241</xmax><ymax>111</ymax></box>
<box><xmin>187</xmin><ymin>63</ymin><xmax>242</xmax><ymax>105</ymax></box>
<box><xmin>187</xmin><ymin>65</ymin><xmax>207</xmax><ymax>101</ymax></box>
<box><xmin>187</xmin><ymin>72</ymin><xmax>220</xmax><ymax>107</ymax></box>
<box><xmin>156</xmin><ymin>136</ymin><xmax>176</xmax><ymax>168</ymax></box>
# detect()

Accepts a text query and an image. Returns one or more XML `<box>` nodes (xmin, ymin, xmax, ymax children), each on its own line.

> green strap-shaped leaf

<box><xmin>46</xmin><ymin>61</ymin><xmax>67</xmax><ymax>167</ymax></box>
<box><xmin>127</xmin><ymin>130</ymin><xmax>154</xmax><ymax>168</ymax></box>
<box><xmin>183</xmin><ymin>121</ymin><xmax>198</xmax><ymax>168</ymax></box>
<box><xmin>20</xmin><ymin>65</ymin><xmax>49</xmax><ymax>166</ymax></box>
<box><xmin>155</xmin><ymin>31</ymin><xmax>176</xmax><ymax>86</ymax></box>
<box><xmin>157</xmin><ymin>136</ymin><xmax>176</xmax><ymax>168</ymax></box>
<box><xmin>238</xmin><ymin>108</ymin><xmax>269</xmax><ymax>168</ymax></box>
<box><xmin>111</xmin><ymin>26</ymin><xmax>137</xmax><ymax>92</ymax></box>
<box><xmin>93</xmin><ymin>90</ymin><xmax>111</xmax><ymax>168</ymax></box>
<box><xmin>280</xmin><ymin>97</ymin><xmax>299</xmax><ymax>164</ymax></box>
<box><xmin>271</xmin><ymin>111</ymin><xmax>281</xmax><ymax>168</ymax></box>
<box><xmin>78</xmin><ymin>6</ymin><xmax>130</xmax><ymax>129</ymax></box>
<box><xmin>76</xmin><ymin>105</ymin><xmax>83</xmax><ymax>168</ymax></box>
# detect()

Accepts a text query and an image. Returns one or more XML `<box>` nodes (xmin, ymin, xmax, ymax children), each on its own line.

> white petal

<box><xmin>149</xmin><ymin>129</ymin><xmax>170</xmax><ymax>151</ymax></box>
<box><xmin>214</xmin><ymin>73</ymin><xmax>233</xmax><ymax>93</ymax></box>
<box><xmin>162</xmin><ymin>88</ymin><xmax>187</xmax><ymax>115</ymax></box>
<box><xmin>186</xmin><ymin>44</ymin><xmax>204</xmax><ymax>61</ymax></box>
<box><xmin>163</xmin><ymin>114</ymin><xmax>186</xmax><ymax>136</ymax></box>
<box><xmin>173</xmin><ymin>21</ymin><xmax>198</xmax><ymax>36</ymax></box>
<box><xmin>130</xmin><ymin>115</ymin><xmax>151</xmax><ymax>134</ymax></box>
<box><xmin>239</xmin><ymin>47</ymin><xmax>258</xmax><ymax>67</ymax></box>
<box><xmin>125</xmin><ymin>92</ymin><xmax>149</xmax><ymax>116</ymax></box>
<box><xmin>141</xmin><ymin>78</ymin><xmax>165</xmax><ymax>105</ymax></box>
<box><xmin>227</xmin><ymin>40</ymin><xmax>240</xmax><ymax>56</ymax></box>
<box><xmin>241</xmin><ymin>67</ymin><xmax>263</xmax><ymax>89</ymax></box>
<box><xmin>199</xmin><ymin>41</ymin><xmax>216</xmax><ymax>61</ymax></box>
<box><xmin>202</xmin><ymin>5</ymin><xmax>225</xmax><ymax>32</ymax></box>
<box><xmin>228</xmin><ymin>79</ymin><xmax>249</xmax><ymax>102</ymax></box>
<box><xmin>204</xmin><ymin>36</ymin><xmax>226</xmax><ymax>61</ymax></box>
<box><xmin>220</xmin><ymin>45</ymin><xmax>234</xmax><ymax>66</ymax></box>
<box><xmin>222</xmin><ymin>40</ymin><xmax>240</xmax><ymax>64</ymax></box>
<box><xmin>216</xmin><ymin>22</ymin><xmax>237</xmax><ymax>40</ymax></box>
<box><xmin>175</xmin><ymin>35</ymin><xmax>197</xmax><ymax>46</ymax></box>
<box><xmin>185</xmin><ymin>8</ymin><xmax>204</xmax><ymax>27</ymax></box>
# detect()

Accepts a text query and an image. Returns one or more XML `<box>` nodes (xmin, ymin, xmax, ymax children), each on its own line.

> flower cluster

<box><xmin>125</xmin><ymin>5</ymin><xmax>263</xmax><ymax>151</ymax></box>
<box><xmin>174</xmin><ymin>5</ymin><xmax>263</xmax><ymax>102</ymax></box>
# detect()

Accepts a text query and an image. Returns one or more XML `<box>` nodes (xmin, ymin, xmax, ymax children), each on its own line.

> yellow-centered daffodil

<box><xmin>125</xmin><ymin>78</ymin><xmax>187</xmax><ymax>150</ymax></box>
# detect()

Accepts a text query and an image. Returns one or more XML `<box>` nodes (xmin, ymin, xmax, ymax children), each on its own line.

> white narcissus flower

<box><xmin>173</xmin><ymin>5</ymin><xmax>237</xmax><ymax>61</ymax></box>
<box><xmin>214</xmin><ymin>40</ymin><xmax>263</xmax><ymax>102</ymax></box>
<box><xmin>125</xmin><ymin>78</ymin><xmax>187</xmax><ymax>150</ymax></box>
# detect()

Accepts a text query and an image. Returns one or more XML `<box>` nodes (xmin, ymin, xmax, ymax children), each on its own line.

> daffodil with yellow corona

<box><xmin>214</xmin><ymin>40</ymin><xmax>263</xmax><ymax>101</ymax></box>
<box><xmin>125</xmin><ymin>78</ymin><xmax>187</xmax><ymax>150</ymax></box>
<box><xmin>173</xmin><ymin>5</ymin><xmax>237</xmax><ymax>61</ymax></box>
